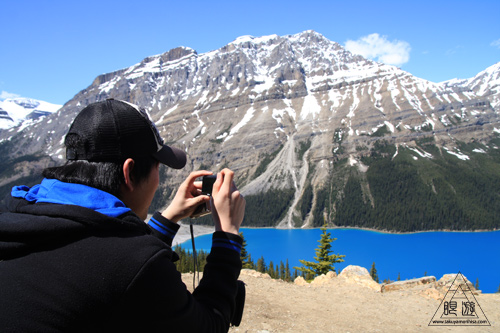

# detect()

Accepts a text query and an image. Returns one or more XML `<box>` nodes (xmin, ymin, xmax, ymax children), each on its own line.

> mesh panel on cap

<box><xmin>65</xmin><ymin>99</ymin><xmax>186</xmax><ymax>168</ymax></box>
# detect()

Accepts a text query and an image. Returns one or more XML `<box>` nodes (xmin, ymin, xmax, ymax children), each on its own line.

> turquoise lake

<box><xmin>180</xmin><ymin>228</ymin><xmax>500</xmax><ymax>293</ymax></box>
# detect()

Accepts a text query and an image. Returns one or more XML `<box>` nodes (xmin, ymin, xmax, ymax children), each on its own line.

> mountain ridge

<box><xmin>1</xmin><ymin>30</ymin><xmax>499</xmax><ymax>230</ymax></box>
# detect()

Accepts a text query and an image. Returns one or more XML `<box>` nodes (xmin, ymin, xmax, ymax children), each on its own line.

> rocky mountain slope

<box><xmin>1</xmin><ymin>31</ymin><xmax>499</xmax><ymax>230</ymax></box>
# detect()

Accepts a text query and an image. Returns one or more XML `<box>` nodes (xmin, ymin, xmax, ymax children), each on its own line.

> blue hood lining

<box><xmin>11</xmin><ymin>179</ymin><xmax>131</xmax><ymax>218</ymax></box>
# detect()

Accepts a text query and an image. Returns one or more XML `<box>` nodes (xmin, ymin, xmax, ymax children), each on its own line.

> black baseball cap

<box><xmin>65</xmin><ymin>99</ymin><xmax>186</xmax><ymax>169</ymax></box>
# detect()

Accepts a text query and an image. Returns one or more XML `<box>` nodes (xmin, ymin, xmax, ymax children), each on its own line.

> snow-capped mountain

<box><xmin>0</xmin><ymin>98</ymin><xmax>61</xmax><ymax>130</ymax></box>
<box><xmin>443</xmin><ymin>62</ymin><xmax>500</xmax><ymax>111</ymax></box>
<box><xmin>1</xmin><ymin>31</ymin><xmax>499</xmax><ymax>230</ymax></box>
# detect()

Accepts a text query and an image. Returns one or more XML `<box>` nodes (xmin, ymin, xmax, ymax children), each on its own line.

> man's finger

<box><xmin>211</xmin><ymin>172</ymin><xmax>223</xmax><ymax>197</ymax></box>
<box><xmin>184</xmin><ymin>170</ymin><xmax>213</xmax><ymax>186</ymax></box>
<box><xmin>191</xmin><ymin>194</ymin><xmax>210</xmax><ymax>206</ymax></box>
<box><xmin>220</xmin><ymin>169</ymin><xmax>234</xmax><ymax>193</ymax></box>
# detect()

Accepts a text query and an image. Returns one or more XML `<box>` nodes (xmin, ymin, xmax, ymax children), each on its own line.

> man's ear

<box><xmin>122</xmin><ymin>158</ymin><xmax>136</xmax><ymax>192</ymax></box>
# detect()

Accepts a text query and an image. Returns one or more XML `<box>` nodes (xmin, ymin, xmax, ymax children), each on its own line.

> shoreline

<box><xmin>145</xmin><ymin>214</ymin><xmax>214</xmax><ymax>246</ymax></box>
<box><xmin>172</xmin><ymin>224</ymin><xmax>500</xmax><ymax>245</ymax></box>
<box><xmin>238</xmin><ymin>225</ymin><xmax>500</xmax><ymax>235</ymax></box>
<box><xmin>173</xmin><ymin>223</ymin><xmax>214</xmax><ymax>246</ymax></box>
<box><xmin>330</xmin><ymin>226</ymin><xmax>499</xmax><ymax>235</ymax></box>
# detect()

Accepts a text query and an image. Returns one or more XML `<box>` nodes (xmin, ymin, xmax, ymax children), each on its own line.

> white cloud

<box><xmin>345</xmin><ymin>33</ymin><xmax>411</xmax><ymax>67</ymax></box>
<box><xmin>491</xmin><ymin>38</ymin><xmax>500</xmax><ymax>49</ymax></box>
<box><xmin>0</xmin><ymin>91</ymin><xmax>20</xmax><ymax>100</ymax></box>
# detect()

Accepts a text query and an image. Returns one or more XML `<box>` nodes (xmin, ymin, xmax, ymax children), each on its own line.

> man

<box><xmin>0</xmin><ymin>99</ymin><xmax>246</xmax><ymax>332</ymax></box>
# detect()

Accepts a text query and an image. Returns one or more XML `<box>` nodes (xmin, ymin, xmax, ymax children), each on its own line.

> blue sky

<box><xmin>1</xmin><ymin>0</ymin><xmax>499</xmax><ymax>105</ymax></box>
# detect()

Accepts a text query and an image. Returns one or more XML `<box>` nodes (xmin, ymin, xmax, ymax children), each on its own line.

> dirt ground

<box><xmin>183</xmin><ymin>269</ymin><xmax>499</xmax><ymax>333</ymax></box>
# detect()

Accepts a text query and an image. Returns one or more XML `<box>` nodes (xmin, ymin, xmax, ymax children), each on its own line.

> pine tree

<box><xmin>239</xmin><ymin>232</ymin><xmax>253</xmax><ymax>269</ymax></box>
<box><xmin>248</xmin><ymin>253</ymin><xmax>255</xmax><ymax>269</ymax></box>
<box><xmin>173</xmin><ymin>245</ymin><xmax>209</xmax><ymax>273</ymax></box>
<box><xmin>397</xmin><ymin>272</ymin><xmax>401</xmax><ymax>281</ymax></box>
<box><xmin>256</xmin><ymin>256</ymin><xmax>266</xmax><ymax>273</ymax></box>
<box><xmin>285</xmin><ymin>259</ymin><xmax>291</xmax><ymax>282</ymax></box>
<box><xmin>268</xmin><ymin>260</ymin><xmax>275</xmax><ymax>278</ymax></box>
<box><xmin>294</xmin><ymin>221</ymin><xmax>345</xmax><ymax>278</ymax></box>
<box><xmin>370</xmin><ymin>262</ymin><xmax>379</xmax><ymax>283</ymax></box>
<box><xmin>475</xmin><ymin>278</ymin><xmax>480</xmax><ymax>290</ymax></box>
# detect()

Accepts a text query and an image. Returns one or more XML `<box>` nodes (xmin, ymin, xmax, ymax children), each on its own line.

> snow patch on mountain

<box><xmin>0</xmin><ymin>98</ymin><xmax>61</xmax><ymax>130</ymax></box>
<box><xmin>225</xmin><ymin>106</ymin><xmax>256</xmax><ymax>142</ymax></box>
<box><xmin>443</xmin><ymin>147</ymin><xmax>470</xmax><ymax>160</ymax></box>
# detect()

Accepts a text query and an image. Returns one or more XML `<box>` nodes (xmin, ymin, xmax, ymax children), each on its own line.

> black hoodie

<box><xmin>0</xmin><ymin>192</ymin><xmax>242</xmax><ymax>332</ymax></box>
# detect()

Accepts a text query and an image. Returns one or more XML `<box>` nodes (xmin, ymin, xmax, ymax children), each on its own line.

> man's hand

<box><xmin>210</xmin><ymin>169</ymin><xmax>245</xmax><ymax>235</ymax></box>
<box><xmin>161</xmin><ymin>170</ymin><xmax>212</xmax><ymax>223</ymax></box>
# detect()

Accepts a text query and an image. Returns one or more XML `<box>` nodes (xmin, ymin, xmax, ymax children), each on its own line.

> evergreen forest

<box><xmin>237</xmin><ymin>138</ymin><xmax>500</xmax><ymax>232</ymax></box>
<box><xmin>174</xmin><ymin>233</ymin><xmax>322</xmax><ymax>282</ymax></box>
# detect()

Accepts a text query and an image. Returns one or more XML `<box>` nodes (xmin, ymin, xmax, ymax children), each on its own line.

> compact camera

<box><xmin>191</xmin><ymin>175</ymin><xmax>217</xmax><ymax>218</ymax></box>
<box><xmin>200</xmin><ymin>174</ymin><xmax>217</xmax><ymax>196</ymax></box>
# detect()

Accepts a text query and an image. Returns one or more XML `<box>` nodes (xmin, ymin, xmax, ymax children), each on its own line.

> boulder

<box><xmin>436</xmin><ymin>273</ymin><xmax>479</xmax><ymax>295</ymax></box>
<box><xmin>240</xmin><ymin>269</ymin><xmax>272</xmax><ymax>279</ymax></box>
<box><xmin>338</xmin><ymin>265</ymin><xmax>381</xmax><ymax>292</ymax></box>
<box><xmin>294</xmin><ymin>276</ymin><xmax>308</xmax><ymax>286</ymax></box>
<box><xmin>326</xmin><ymin>271</ymin><xmax>337</xmax><ymax>278</ymax></box>
<box><xmin>310</xmin><ymin>271</ymin><xmax>337</xmax><ymax>286</ymax></box>
<box><xmin>381</xmin><ymin>276</ymin><xmax>436</xmax><ymax>293</ymax></box>
<box><xmin>338</xmin><ymin>265</ymin><xmax>371</xmax><ymax>278</ymax></box>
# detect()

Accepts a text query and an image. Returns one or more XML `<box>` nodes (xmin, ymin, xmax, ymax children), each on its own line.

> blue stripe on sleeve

<box><xmin>149</xmin><ymin>217</ymin><xmax>175</xmax><ymax>238</ymax></box>
<box><xmin>212</xmin><ymin>238</ymin><xmax>242</xmax><ymax>253</ymax></box>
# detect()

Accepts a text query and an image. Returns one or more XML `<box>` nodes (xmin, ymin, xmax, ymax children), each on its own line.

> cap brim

<box><xmin>153</xmin><ymin>145</ymin><xmax>187</xmax><ymax>169</ymax></box>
